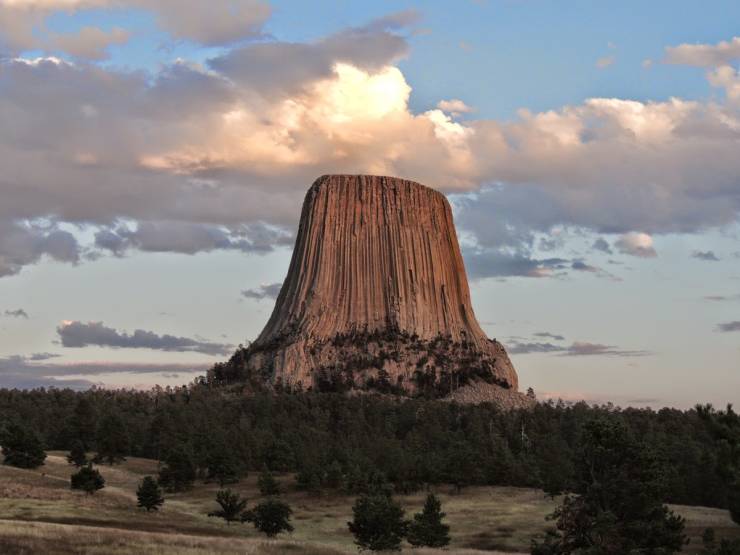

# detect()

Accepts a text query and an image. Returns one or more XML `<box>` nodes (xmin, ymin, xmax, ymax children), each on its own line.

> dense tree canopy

<box><xmin>0</xmin><ymin>386</ymin><xmax>738</xmax><ymax>513</ymax></box>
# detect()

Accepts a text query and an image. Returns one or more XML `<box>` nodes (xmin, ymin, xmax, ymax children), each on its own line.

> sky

<box><xmin>0</xmin><ymin>0</ymin><xmax>738</xmax><ymax>408</ymax></box>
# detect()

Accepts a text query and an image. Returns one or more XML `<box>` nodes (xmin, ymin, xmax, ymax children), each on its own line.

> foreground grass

<box><xmin>0</xmin><ymin>452</ymin><xmax>738</xmax><ymax>554</ymax></box>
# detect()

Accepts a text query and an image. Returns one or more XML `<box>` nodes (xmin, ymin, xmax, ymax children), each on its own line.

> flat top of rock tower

<box><xmin>310</xmin><ymin>174</ymin><xmax>446</xmax><ymax>200</ymax></box>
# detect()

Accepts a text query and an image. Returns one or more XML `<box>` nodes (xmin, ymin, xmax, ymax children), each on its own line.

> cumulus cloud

<box><xmin>664</xmin><ymin>36</ymin><xmax>740</xmax><ymax>67</ymax></box>
<box><xmin>57</xmin><ymin>320</ymin><xmax>233</xmax><ymax>355</ymax></box>
<box><xmin>0</xmin><ymin>19</ymin><xmax>739</xmax><ymax>279</ymax></box>
<box><xmin>49</xmin><ymin>26</ymin><xmax>129</xmax><ymax>60</ymax></box>
<box><xmin>0</xmin><ymin>0</ymin><xmax>270</xmax><ymax>55</ymax></box>
<box><xmin>94</xmin><ymin>221</ymin><xmax>292</xmax><ymax>256</ymax></box>
<box><xmin>692</xmin><ymin>250</ymin><xmax>720</xmax><ymax>261</ymax></box>
<box><xmin>615</xmin><ymin>232</ymin><xmax>657</xmax><ymax>258</ymax></box>
<box><xmin>4</xmin><ymin>308</ymin><xmax>29</xmax><ymax>318</ymax></box>
<box><xmin>241</xmin><ymin>282</ymin><xmax>282</xmax><ymax>300</ymax></box>
<box><xmin>716</xmin><ymin>321</ymin><xmax>740</xmax><ymax>332</ymax></box>
<box><xmin>437</xmin><ymin>99</ymin><xmax>473</xmax><ymax>116</ymax></box>
<box><xmin>0</xmin><ymin>220</ymin><xmax>80</xmax><ymax>277</ymax></box>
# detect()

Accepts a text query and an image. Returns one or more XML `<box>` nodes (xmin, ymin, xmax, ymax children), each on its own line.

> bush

<box><xmin>247</xmin><ymin>498</ymin><xmax>294</xmax><ymax>537</ymax></box>
<box><xmin>70</xmin><ymin>463</ymin><xmax>105</xmax><ymax>495</ymax></box>
<box><xmin>208</xmin><ymin>489</ymin><xmax>248</xmax><ymax>525</ymax></box>
<box><xmin>67</xmin><ymin>439</ymin><xmax>87</xmax><ymax>467</ymax></box>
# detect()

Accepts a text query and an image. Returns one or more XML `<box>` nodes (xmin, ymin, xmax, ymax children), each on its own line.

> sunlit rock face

<box><xmin>216</xmin><ymin>175</ymin><xmax>519</xmax><ymax>397</ymax></box>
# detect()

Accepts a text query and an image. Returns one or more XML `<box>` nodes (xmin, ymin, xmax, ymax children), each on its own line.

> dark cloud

<box><xmin>509</xmin><ymin>342</ymin><xmax>565</xmax><ymax>354</ymax></box>
<box><xmin>571</xmin><ymin>260</ymin><xmax>599</xmax><ymax>272</ymax></box>
<box><xmin>509</xmin><ymin>340</ymin><xmax>651</xmax><ymax>357</ymax></box>
<box><xmin>716</xmin><ymin>321</ymin><xmax>740</xmax><ymax>332</ymax></box>
<box><xmin>0</xmin><ymin>220</ymin><xmax>80</xmax><ymax>277</ymax></box>
<box><xmin>534</xmin><ymin>331</ymin><xmax>565</xmax><ymax>341</ymax></box>
<box><xmin>691</xmin><ymin>250</ymin><xmax>720</xmax><ymax>261</ymax></box>
<box><xmin>94</xmin><ymin>222</ymin><xmax>292</xmax><ymax>256</ymax></box>
<box><xmin>0</xmin><ymin>354</ymin><xmax>208</xmax><ymax>390</ymax></box>
<box><xmin>28</xmin><ymin>352</ymin><xmax>60</xmax><ymax>361</ymax></box>
<box><xmin>242</xmin><ymin>282</ymin><xmax>283</xmax><ymax>300</ymax></box>
<box><xmin>463</xmin><ymin>248</ymin><xmax>569</xmax><ymax>279</ymax></box>
<box><xmin>704</xmin><ymin>294</ymin><xmax>740</xmax><ymax>302</ymax></box>
<box><xmin>57</xmin><ymin>321</ymin><xmax>234</xmax><ymax>356</ymax></box>
<box><xmin>592</xmin><ymin>237</ymin><xmax>613</xmax><ymax>254</ymax></box>
<box><xmin>4</xmin><ymin>308</ymin><xmax>29</xmax><ymax>318</ymax></box>
<box><xmin>208</xmin><ymin>11</ymin><xmax>417</xmax><ymax>97</ymax></box>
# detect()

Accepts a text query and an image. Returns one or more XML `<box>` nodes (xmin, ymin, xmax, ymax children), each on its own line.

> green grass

<box><xmin>0</xmin><ymin>451</ymin><xmax>738</xmax><ymax>554</ymax></box>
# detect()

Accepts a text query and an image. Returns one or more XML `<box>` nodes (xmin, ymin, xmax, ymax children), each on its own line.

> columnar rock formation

<box><xmin>213</xmin><ymin>175</ymin><xmax>519</xmax><ymax>398</ymax></box>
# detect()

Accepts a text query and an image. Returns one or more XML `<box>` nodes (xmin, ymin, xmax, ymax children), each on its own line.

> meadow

<box><xmin>0</xmin><ymin>451</ymin><xmax>738</xmax><ymax>554</ymax></box>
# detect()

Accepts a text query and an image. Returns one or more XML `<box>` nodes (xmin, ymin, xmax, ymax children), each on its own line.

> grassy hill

<box><xmin>0</xmin><ymin>452</ymin><xmax>738</xmax><ymax>554</ymax></box>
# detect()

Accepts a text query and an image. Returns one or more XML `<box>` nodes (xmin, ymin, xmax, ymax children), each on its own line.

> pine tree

<box><xmin>208</xmin><ymin>489</ymin><xmax>247</xmax><ymax>525</ymax></box>
<box><xmin>158</xmin><ymin>446</ymin><xmax>196</xmax><ymax>492</ymax></box>
<box><xmin>348</xmin><ymin>492</ymin><xmax>408</xmax><ymax>551</ymax></box>
<box><xmin>205</xmin><ymin>440</ymin><xmax>240</xmax><ymax>487</ymax></box>
<box><xmin>70</xmin><ymin>463</ymin><xmax>105</xmax><ymax>495</ymax></box>
<box><xmin>67</xmin><ymin>439</ymin><xmax>87</xmax><ymax>467</ymax></box>
<box><xmin>325</xmin><ymin>460</ymin><xmax>345</xmax><ymax>490</ymax></box>
<box><xmin>1</xmin><ymin>421</ymin><xmax>46</xmax><ymax>469</ymax></box>
<box><xmin>137</xmin><ymin>476</ymin><xmax>164</xmax><ymax>511</ymax></box>
<box><xmin>531</xmin><ymin>418</ymin><xmax>687</xmax><ymax>554</ymax></box>
<box><xmin>69</xmin><ymin>397</ymin><xmax>96</xmax><ymax>450</ymax></box>
<box><xmin>407</xmin><ymin>493</ymin><xmax>450</xmax><ymax>548</ymax></box>
<box><xmin>247</xmin><ymin>498</ymin><xmax>294</xmax><ymax>537</ymax></box>
<box><xmin>95</xmin><ymin>413</ymin><xmax>129</xmax><ymax>464</ymax></box>
<box><xmin>729</xmin><ymin>482</ymin><xmax>740</xmax><ymax>525</ymax></box>
<box><xmin>258</xmin><ymin>465</ymin><xmax>282</xmax><ymax>496</ymax></box>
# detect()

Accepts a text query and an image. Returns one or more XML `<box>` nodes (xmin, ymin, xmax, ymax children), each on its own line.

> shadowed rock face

<box><xmin>226</xmin><ymin>175</ymin><xmax>518</xmax><ymax>396</ymax></box>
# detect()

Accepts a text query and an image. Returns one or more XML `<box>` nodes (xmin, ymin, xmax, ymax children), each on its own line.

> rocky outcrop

<box><xmin>212</xmin><ymin>175</ymin><xmax>519</xmax><ymax>398</ymax></box>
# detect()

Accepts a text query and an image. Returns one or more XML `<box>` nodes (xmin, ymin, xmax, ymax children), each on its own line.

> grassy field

<box><xmin>0</xmin><ymin>452</ymin><xmax>738</xmax><ymax>554</ymax></box>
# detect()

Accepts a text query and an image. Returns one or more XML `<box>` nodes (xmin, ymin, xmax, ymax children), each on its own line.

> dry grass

<box><xmin>0</xmin><ymin>453</ymin><xmax>738</xmax><ymax>554</ymax></box>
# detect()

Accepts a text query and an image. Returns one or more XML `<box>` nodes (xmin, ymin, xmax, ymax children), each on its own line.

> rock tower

<box><xmin>213</xmin><ymin>175</ymin><xmax>519</xmax><ymax>398</ymax></box>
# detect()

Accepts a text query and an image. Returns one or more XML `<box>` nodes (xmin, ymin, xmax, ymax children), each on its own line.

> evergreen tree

<box><xmin>295</xmin><ymin>463</ymin><xmax>323</xmax><ymax>495</ymax></box>
<box><xmin>531</xmin><ymin>418</ymin><xmax>687</xmax><ymax>554</ymax></box>
<box><xmin>67</xmin><ymin>439</ymin><xmax>87</xmax><ymax>467</ymax></box>
<box><xmin>729</xmin><ymin>482</ymin><xmax>740</xmax><ymax>525</ymax></box>
<box><xmin>247</xmin><ymin>498</ymin><xmax>294</xmax><ymax>537</ymax></box>
<box><xmin>348</xmin><ymin>492</ymin><xmax>408</xmax><ymax>551</ymax></box>
<box><xmin>258</xmin><ymin>465</ymin><xmax>281</xmax><ymax>496</ymax></box>
<box><xmin>158</xmin><ymin>445</ymin><xmax>196</xmax><ymax>492</ymax></box>
<box><xmin>208</xmin><ymin>489</ymin><xmax>247</xmax><ymax>525</ymax></box>
<box><xmin>325</xmin><ymin>460</ymin><xmax>345</xmax><ymax>490</ymax></box>
<box><xmin>69</xmin><ymin>397</ymin><xmax>96</xmax><ymax>450</ymax></box>
<box><xmin>136</xmin><ymin>476</ymin><xmax>164</xmax><ymax>511</ymax></box>
<box><xmin>70</xmin><ymin>463</ymin><xmax>105</xmax><ymax>495</ymax></box>
<box><xmin>407</xmin><ymin>493</ymin><xmax>450</xmax><ymax>548</ymax></box>
<box><xmin>205</xmin><ymin>440</ymin><xmax>240</xmax><ymax>487</ymax></box>
<box><xmin>0</xmin><ymin>421</ymin><xmax>46</xmax><ymax>469</ymax></box>
<box><xmin>94</xmin><ymin>413</ymin><xmax>129</xmax><ymax>464</ymax></box>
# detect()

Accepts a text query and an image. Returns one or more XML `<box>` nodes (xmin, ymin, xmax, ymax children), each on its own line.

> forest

<box><xmin>0</xmin><ymin>384</ymin><xmax>737</xmax><ymax>512</ymax></box>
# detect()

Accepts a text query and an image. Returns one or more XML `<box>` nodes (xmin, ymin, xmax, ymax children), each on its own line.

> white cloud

<box><xmin>437</xmin><ymin>99</ymin><xmax>473</xmax><ymax>116</ymax></box>
<box><xmin>596</xmin><ymin>55</ymin><xmax>615</xmax><ymax>69</ymax></box>
<box><xmin>0</xmin><ymin>0</ymin><xmax>270</xmax><ymax>55</ymax></box>
<box><xmin>615</xmin><ymin>232</ymin><xmax>657</xmax><ymax>258</ymax></box>
<box><xmin>0</xmin><ymin>21</ymin><xmax>739</xmax><ymax>278</ymax></box>
<box><xmin>664</xmin><ymin>36</ymin><xmax>740</xmax><ymax>67</ymax></box>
